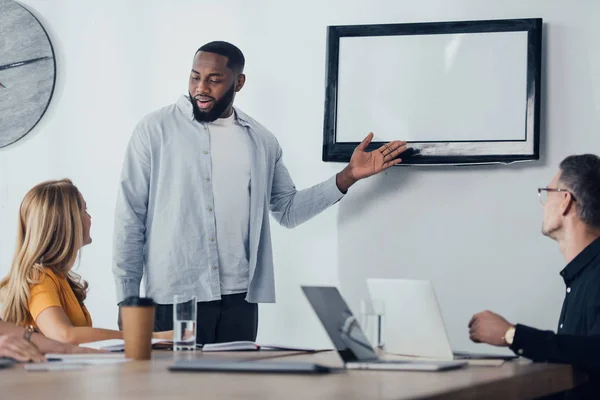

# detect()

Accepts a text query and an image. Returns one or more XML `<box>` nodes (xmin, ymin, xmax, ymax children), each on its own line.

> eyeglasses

<box><xmin>537</xmin><ymin>187</ymin><xmax>575</xmax><ymax>205</ymax></box>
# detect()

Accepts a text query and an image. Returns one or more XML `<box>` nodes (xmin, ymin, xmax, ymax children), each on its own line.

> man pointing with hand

<box><xmin>113</xmin><ymin>41</ymin><xmax>407</xmax><ymax>344</ymax></box>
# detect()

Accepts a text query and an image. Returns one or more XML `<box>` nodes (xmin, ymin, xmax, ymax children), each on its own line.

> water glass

<box><xmin>360</xmin><ymin>298</ymin><xmax>385</xmax><ymax>349</ymax></box>
<box><xmin>173</xmin><ymin>295</ymin><xmax>197</xmax><ymax>351</ymax></box>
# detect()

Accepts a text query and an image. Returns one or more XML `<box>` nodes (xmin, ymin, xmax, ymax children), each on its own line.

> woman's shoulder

<box><xmin>30</xmin><ymin>267</ymin><xmax>64</xmax><ymax>292</ymax></box>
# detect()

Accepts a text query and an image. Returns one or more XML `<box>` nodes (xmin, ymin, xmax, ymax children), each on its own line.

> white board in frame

<box><xmin>322</xmin><ymin>18</ymin><xmax>543</xmax><ymax>165</ymax></box>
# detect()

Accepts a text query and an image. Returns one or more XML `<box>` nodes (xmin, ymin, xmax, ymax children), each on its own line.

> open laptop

<box><xmin>366</xmin><ymin>279</ymin><xmax>516</xmax><ymax>361</ymax></box>
<box><xmin>301</xmin><ymin>286</ymin><xmax>466</xmax><ymax>371</ymax></box>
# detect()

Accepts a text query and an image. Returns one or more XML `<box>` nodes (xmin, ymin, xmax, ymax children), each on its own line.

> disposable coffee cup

<box><xmin>120</xmin><ymin>296</ymin><xmax>155</xmax><ymax>360</ymax></box>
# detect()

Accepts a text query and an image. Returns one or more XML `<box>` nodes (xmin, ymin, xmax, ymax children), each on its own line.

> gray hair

<box><xmin>559</xmin><ymin>154</ymin><xmax>600</xmax><ymax>228</ymax></box>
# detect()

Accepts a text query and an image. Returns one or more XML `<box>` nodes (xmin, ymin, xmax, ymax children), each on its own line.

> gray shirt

<box><xmin>112</xmin><ymin>95</ymin><xmax>344</xmax><ymax>305</ymax></box>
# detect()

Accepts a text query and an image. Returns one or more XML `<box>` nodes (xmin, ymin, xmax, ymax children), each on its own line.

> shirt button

<box><xmin>203</xmin><ymin>150</ymin><xmax>209</xmax><ymax>155</ymax></box>
<box><xmin>209</xmin><ymin>237</ymin><xmax>215</xmax><ymax>242</ymax></box>
<box><xmin>212</xmin><ymin>266</ymin><xmax>217</xmax><ymax>270</ymax></box>
<box><xmin>206</xmin><ymin>177</ymin><xmax>211</xmax><ymax>182</ymax></box>
<box><xmin>559</xmin><ymin>324</ymin><xmax>564</xmax><ymax>329</ymax></box>
<box><xmin>566</xmin><ymin>287</ymin><xmax>571</xmax><ymax>293</ymax></box>
<box><xmin>518</xmin><ymin>349</ymin><xmax>523</xmax><ymax>355</ymax></box>
<box><xmin>208</xmin><ymin>207</ymin><xmax>213</xmax><ymax>212</ymax></box>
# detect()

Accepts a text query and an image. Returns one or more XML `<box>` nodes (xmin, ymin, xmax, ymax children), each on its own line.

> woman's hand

<box><xmin>0</xmin><ymin>334</ymin><xmax>46</xmax><ymax>362</ymax></box>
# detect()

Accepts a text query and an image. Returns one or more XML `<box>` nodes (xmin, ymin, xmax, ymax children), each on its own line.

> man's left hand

<box><xmin>336</xmin><ymin>133</ymin><xmax>407</xmax><ymax>193</ymax></box>
<box><xmin>469</xmin><ymin>310</ymin><xmax>513</xmax><ymax>347</ymax></box>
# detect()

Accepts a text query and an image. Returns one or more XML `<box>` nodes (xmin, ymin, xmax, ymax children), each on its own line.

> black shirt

<box><xmin>557</xmin><ymin>237</ymin><xmax>600</xmax><ymax>336</ymax></box>
<box><xmin>510</xmin><ymin>326</ymin><xmax>600</xmax><ymax>399</ymax></box>
<box><xmin>509</xmin><ymin>237</ymin><xmax>600</xmax><ymax>398</ymax></box>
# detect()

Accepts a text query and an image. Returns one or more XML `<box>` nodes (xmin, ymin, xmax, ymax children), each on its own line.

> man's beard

<box><xmin>189</xmin><ymin>84</ymin><xmax>235</xmax><ymax>123</ymax></box>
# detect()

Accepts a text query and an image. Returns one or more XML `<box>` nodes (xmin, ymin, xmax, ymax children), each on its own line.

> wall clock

<box><xmin>0</xmin><ymin>0</ymin><xmax>56</xmax><ymax>148</ymax></box>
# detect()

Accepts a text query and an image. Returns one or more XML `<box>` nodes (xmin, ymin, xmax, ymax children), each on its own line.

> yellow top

<box><xmin>27</xmin><ymin>268</ymin><xmax>92</xmax><ymax>328</ymax></box>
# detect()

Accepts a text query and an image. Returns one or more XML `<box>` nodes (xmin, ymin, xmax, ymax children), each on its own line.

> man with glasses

<box><xmin>468</xmin><ymin>154</ymin><xmax>600</xmax><ymax>398</ymax></box>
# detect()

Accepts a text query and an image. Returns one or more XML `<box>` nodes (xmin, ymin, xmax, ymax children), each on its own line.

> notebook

<box><xmin>80</xmin><ymin>339</ymin><xmax>182</xmax><ymax>352</ymax></box>
<box><xmin>201</xmin><ymin>341</ymin><xmax>320</xmax><ymax>352</ymax></box>
<box><xmin>80</xmin><ymin>339</ymin><xmax>317</xmax><ymax>352</ymax></box>
<box><xmin>201</xmin><ymin>341</ymin><xmax>259</xmax><ymax>351</ymax></box>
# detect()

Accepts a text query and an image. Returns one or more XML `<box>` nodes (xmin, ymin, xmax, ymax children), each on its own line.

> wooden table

<box><xmin>0</xmin><ymin>350</ymin><xmax>585</xmax><ymax>399</ymax></box>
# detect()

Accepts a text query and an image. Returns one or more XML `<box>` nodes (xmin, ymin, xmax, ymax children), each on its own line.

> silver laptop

<box><xmin>366</xmin><ymin>279</ymin><xmax>516</xmax><ymax>361</ymax></box>
<box><xmin>301</xmin><ymin>286</ymin><xmax>466</xmax><ymax>371</ymax></box>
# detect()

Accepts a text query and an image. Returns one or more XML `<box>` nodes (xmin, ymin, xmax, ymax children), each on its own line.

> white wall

<box><xmin>1</xmin><ymin>0</ymin><xmax>599</xmax><ymax>351</ymax></box>
<box><xmin>335</xmin><ymin>1</ymin><xmax>600</xmax><ymax>354</ymax></box>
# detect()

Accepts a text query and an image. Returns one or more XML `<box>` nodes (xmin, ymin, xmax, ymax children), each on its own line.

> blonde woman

<box><xmin>0</xmin><ymin>179</ymin><xmax>171</xmax><ymax>345</ymax></box>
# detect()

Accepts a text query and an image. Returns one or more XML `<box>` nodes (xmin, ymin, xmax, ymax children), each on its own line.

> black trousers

<box><xmin>154</xmin><ymin>293</ymin><xmax>258</xmax><ymax>344</ymax></box>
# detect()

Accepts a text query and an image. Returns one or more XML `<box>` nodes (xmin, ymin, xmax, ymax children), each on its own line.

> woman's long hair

<box><xmin>0</xmin><ymin>179</ymin><xmax>88</xmax><ymax>325</ymax></box>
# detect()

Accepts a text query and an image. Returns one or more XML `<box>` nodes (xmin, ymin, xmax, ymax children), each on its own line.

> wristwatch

<box><xmin>23</xmin><ymin>326</ymin><xmax>34</xmax><ymax>342</ymax></box>
<box><xmin>503</xmin><ymin>326</ymin><xmax>516</xmax><ymax>346</ymax></box>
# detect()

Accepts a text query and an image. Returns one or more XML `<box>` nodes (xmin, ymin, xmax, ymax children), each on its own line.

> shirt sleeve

<box><xmin>511</xmin><ymin>323</ymin><xmax>600</xmax><ymax>373</ymax></box>
<box><xmin>112</xmin><ymin>123</ymin><xmax>150</xmax><ymax>303</ymax></box>
<box><xmin>29</xmin><ymin>274</ymin><xmax>63</xmax><ymax>322</ymax></box>
<box><xmin>269</xmin><ymin>145</ymin><xmax>344</xmax><ymax>229</ymax></box>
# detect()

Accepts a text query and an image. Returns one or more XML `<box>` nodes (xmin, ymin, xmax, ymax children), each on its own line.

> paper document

<box><xmin>46</xmin><ymin>353</ymin><xmax>128</xmax><ymax>361</ymax></box>
<box><xmin>25</xmin><ymin>353</ymin><xmax>131</xmax><ymax>370</ymax></box>
<box><xmin>45</xmin><ymin>353</ymin><xmax>131</xmax><ymax>365</ymax></box>
<box><xmin>26</xmin><ymin>363</ymin><xmax>85</xmax><ymax>371</ymax></box>
<box><xmin>259</xmin><ymin>344</ymin><xmax>323</xmax><ymax>352</ymax></box>
<box><xmin>201</xmin><ymin>341</ymin><xmax>259</xmax><ymax>351</ymax></box>
<box><xmin>80</xmin><ymin>339</ymin><xmax>173</xmax><ymax>352</ymax></box>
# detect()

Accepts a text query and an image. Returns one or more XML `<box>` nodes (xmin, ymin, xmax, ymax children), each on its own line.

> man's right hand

<box><xmin>0</xmin><ymin>334</ymin><xmax>46</xmax><ymax>362</ymax></box>
<box><xmin>468</xmin><ymin>310</ymin><xmax>513</xmax><ymax>347</ymax></box>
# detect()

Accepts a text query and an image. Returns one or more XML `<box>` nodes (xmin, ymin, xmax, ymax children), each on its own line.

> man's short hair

<box><xmin>196</xmin><ymin>41</ymin><xmax>245</xmax><ymax>74</ymax></box>
<box><xmin>559</xmin><ymin>154</ymin><xmax>600</xmax><ymax>228</ymax></box>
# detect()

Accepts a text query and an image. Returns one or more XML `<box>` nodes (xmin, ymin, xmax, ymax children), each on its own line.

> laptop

<box><xmin>366</xmin><ymin>279</ymin><xmax>516</xmax><ymax>361</ymax></box>
<box><xmin>301</xmin><ymin>286</ymin><xmax>467</xmax><ymax>371</ymax></box>
<box><xmin>169</xmin><ymin>359</ymin><xmax>335</xmax><ymax>374</ymax></box>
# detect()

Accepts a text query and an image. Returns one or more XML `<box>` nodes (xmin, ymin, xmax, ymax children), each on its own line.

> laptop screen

<box><xmin>302</xmin><ymin>286</ymin><xmax>378</xmax><ymax>363</ymax></box>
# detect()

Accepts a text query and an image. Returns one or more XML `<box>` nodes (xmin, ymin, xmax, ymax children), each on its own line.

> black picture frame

<box><xmin>322</xmin><ymin>18</ymin><xmax>543</xmax><ymax>165</ymax></box>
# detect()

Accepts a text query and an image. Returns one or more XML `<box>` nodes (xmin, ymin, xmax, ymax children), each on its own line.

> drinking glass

<box><xmin>360</xmin><ymin>298</ymin><xmax>385</xmax><ymax>349</ymax></box>
<box><xmin>173</xmin><ymin>295</ymin><xmax>197</xmax><ymax>351</ymax></box>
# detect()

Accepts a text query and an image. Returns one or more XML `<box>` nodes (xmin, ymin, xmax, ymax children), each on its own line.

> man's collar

<box><xmin>176</xmin><ymin>94</ymin><xmax>251</xmax><ymax>127</ymax></box>
<box><xmin>176</xmin><ymin>95</ymin><xmax>195</xmax><ymax>121</ymax></box>
<box><xmin>560</xmin><ymin>236</ymin><xmax>600</xmax><ymax>283</ymax></box>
